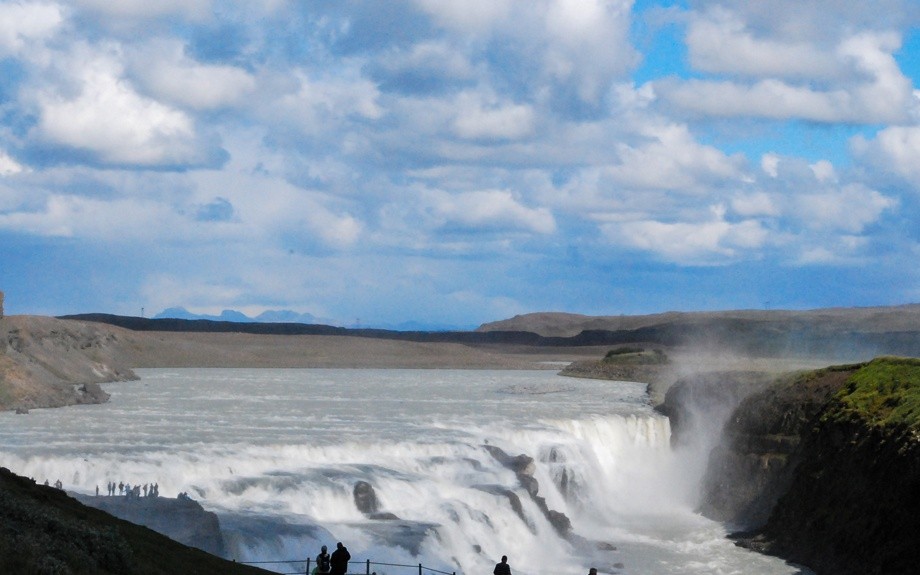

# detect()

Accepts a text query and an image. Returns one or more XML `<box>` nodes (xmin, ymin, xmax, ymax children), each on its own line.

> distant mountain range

<box><xmin>152</xmin><ymin>307</ymin><xmax>474</xmax><ymax>332</ymax></box>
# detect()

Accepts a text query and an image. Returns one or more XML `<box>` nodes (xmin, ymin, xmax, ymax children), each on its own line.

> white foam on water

<box><xmin>0</xmin><ymin>368</ymin><xmax>808</xmax><ymax>575</ymax></box>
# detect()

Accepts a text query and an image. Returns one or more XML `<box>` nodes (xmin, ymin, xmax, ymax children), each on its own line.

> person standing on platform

<box><xmin>330</xmin><ymin>542</ymin><xmax>351</xmax><ymax>575</ymax></box>
<box><xmin>493</xmin><ymin>555</ymin><xmax>511</xmax><ymax>575</ymax></box>
<box><xmin>314</xmin><ymin>544</ymin><xmax>331</xmax><ymax>575</ymax></box>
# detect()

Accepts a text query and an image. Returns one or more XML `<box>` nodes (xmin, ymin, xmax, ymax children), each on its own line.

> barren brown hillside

<box><xmin>477</xmin><ymin>305</ymin><xmax>920</xmax><ymax>337</ymax></box>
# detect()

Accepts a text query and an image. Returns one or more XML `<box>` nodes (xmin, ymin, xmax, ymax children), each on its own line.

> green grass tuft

<box><xmin>832</xmin><ymin>357</ymin><xmax>920</xmax><ymax>429</ymax></box>
<box><xmin>602</xmin><ymin>348</ymin><xmax>668</xmax><ymax>365</ymax></box>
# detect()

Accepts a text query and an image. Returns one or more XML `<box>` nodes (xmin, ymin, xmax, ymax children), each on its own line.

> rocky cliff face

<box><xmin>697</xmin><ymin>358</ymin><xmax>920</xmax><ymax>575</ymax></box>
<box><xmin>74</xmin><ymin>494</ymin><xmax>227</xmax><ymax>558</ymax></box>
<box><xmin>0</xmin><ymin>315</ymin><xmax>138</xmax><ymax>411</ymax></box>
<box><xmin>654</xmin><ymin>370</ymin><xmax>776</xmax><ymax>450</ymax></box>
<box><xmin>697</xmin><ymin>366</ymin><xmax>852</xmax><ymax>528</ymax></box>
<box><xmin>0</xmin><ymin>467</ymin><xmax>269</xmax><ymax>574</ymax></box>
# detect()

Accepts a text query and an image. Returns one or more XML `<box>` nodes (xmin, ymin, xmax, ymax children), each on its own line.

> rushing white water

<box><xmin>0</xmin><ymin>369</ymin><xmax>808</xmax><ymax>575</ymax></box>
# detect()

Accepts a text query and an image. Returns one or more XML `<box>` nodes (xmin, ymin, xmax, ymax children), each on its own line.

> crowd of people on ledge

<box><xmin>103</xmin><ymin>480</ymin><xmax>160</xmax><ymax>498</ymax></box>
<box><xmin>40</xmin><ymin>478</ymin><xmax>162</xmax><ymax>498</ymax></box>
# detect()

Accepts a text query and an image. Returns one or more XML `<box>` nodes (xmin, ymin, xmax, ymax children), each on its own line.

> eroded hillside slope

<box><xmin>0</xmin><ymin>316</ymin><xmax>138</xmax><ymax>411</ymax></box>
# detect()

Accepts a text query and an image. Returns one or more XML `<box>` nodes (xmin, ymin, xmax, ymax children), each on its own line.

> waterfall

<box><xmin>0</xmin><ymin>368</ymin><xmax>806</xmax><ymax>575</ymax></box>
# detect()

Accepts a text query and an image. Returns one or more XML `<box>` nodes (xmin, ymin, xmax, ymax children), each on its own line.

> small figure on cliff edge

<box><xmin>330</xmin><ymin>542</ymin><xmax>350</xmax><ymax>575</ymax></box>
<box><xmin>493</xmin><ymin>555</ymin><xmax>511</xmax><ymax>575</ymax></box>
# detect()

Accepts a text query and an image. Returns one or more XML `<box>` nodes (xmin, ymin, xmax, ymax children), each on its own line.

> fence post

<box><xmin>366</xmin><ymin>559</ymin><xmax>371</xmax><ymax>575</ymax></box>
<box><xmin>306</xmin><ymin>557</ymin><xmax>311</xmax><ymax>575</ymax></box>
<box><xmin>419</xmin><ymin>563</ymin><xmax>423</xmax><ymax>575</ymax></box>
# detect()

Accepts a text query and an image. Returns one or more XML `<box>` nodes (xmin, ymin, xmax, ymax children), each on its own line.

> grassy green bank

<box><xmin>828</xmin><ymin>356</ymin><xmax>920</xmax><ymax>429</ymax></box>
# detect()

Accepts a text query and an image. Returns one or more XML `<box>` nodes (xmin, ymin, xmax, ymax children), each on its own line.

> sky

<box><xmin>1</xmin><ymin>0</ymin><xmax>919</xmax><ymax>329</ymax></box>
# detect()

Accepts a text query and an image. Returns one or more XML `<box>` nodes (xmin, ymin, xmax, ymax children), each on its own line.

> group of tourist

<box><xmin>312</xmin><ymin>542</ymin><xmax>351</xmax><ymax>575</ymax></box>
<box><xmin>103</xmin><ymin>481</ymin><xmax>160</xmax><ymax>498</ymax></box>
<box><xmin>40</xmin><ymin>478</ymin><xmax>163</xmax><ymax>499</ymax></box>
<box><xmin>307</xmin><ymin>551</ymin><xmax>598</xmax><ymax>575</ymax></box>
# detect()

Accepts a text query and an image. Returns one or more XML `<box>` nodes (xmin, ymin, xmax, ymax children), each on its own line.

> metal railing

<box><xmin>238</xmin><ymin>558</ymin><xmax>458</xmax><ymax>575</ymax></box>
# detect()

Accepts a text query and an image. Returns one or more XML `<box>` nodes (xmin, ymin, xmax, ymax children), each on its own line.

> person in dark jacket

<box><xmin>330</xmin><ymin>541</ymin><xmax>351</xmax><ymax>575</ymax></box>
<box><xmin>493</xmin><ymin>555</ymin><xmax>511</xmax><ymax>575</ymax></box>
<box><xmin>315</xmin><ymin>545</ymin><xmax>331</xmax><ymax>574</ymax></box>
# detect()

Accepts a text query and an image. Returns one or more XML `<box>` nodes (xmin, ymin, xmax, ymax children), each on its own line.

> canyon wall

<box><xmin>691</xmin><ymin>358</ymin><xmax>920</xmax><ymax>575</ymax></box>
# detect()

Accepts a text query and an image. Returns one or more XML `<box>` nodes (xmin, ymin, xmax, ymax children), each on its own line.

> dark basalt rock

<box><xmin>353</xmin><ymin>481</ymin><xmax>401</xmax><ymax>520</ymax></box>
<box><xmin>697</xmin><ymin>367</ymin><xmax>849</xmax><ymax>528</ymax></box>
<box><xmin>474</xmin><ymin>485</ymin><xmax>531</xmax><ymax>531</ymax></box>
<box><xmin>353</xmin><ymin>480</ymin><xmax>380</xmax><ymax>514</ymax></box>
<box><xmin>77</xmin><ymin>382</ymin><xmax>111</xmax><ymax>404</ymax></box>
<box><xmin>696</xmin><ymin>359</ymin><xmax>920</xmax><ymax>575</ymax></box>
<box><xmin>655</xmin><ymin>370</ymin><xmax>774</xmax><ymax>449</ymax></box>
<box><xmin>754</xmin><ymin>415</ymin><xmax>920</xmax><ymax>575</ymax></box>
<box><xmin>482</xmin><ymin>444</ymin><xmax>572</xmax><ymax>536</ymax></box>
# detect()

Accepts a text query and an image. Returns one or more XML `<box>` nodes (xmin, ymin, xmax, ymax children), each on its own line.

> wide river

<box><xmin>0</xmin><ymin>368</ymin><xmax>810</xmax><ymax>575</ymax></box>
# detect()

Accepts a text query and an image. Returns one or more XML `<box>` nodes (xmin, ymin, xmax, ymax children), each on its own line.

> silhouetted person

<box><xmin>315</xmin><ymin>544</ymin><xmax>331</xmax><ymax>574</ymax></box>
<box><xmin>588</xmin><ymin>569</ymin><xmax>597</xmax><ymax>575</ymax></box>
<box><xmin>330</xmin><ymin>542</ymin><xmax>350</xmax><ymax>575</ymax></box>
<box><xmin>493</xmin><ymin>555</ymin><xmax>511</xmax><ymax>575</ymax></box>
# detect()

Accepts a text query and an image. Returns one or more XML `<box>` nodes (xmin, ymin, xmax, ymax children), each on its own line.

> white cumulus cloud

<box><xmin>452</xmin><ymin>93</ymin><xmax>535</xmax><ymax>140</ymax></box>
<box><xmin>130</xmin><ymin>42</ymin><xmax>256</xmax><ymax>110</ymax></box>
<box><xmin>792</xmin><ymin>184</ymin><xmax>897</xmax><ymax>234</ymax></box>
<box><xmin>0</xmin><ymin>1</ymin><xmax>62</xmax><ymax>56</ymax></box>
<box><xmin>661</xmin><ymin>13</ymin><xmax>915</xmax><ymax>125</ymax></box>
<box><xmin>852</xmin><ymin>125</ymin><xmax>920</xmax><ymax>190</ymax></box>
<box><xmin>427</xmin><ymin>188</ymin><xmax>556</xmax><ymax>234</ymax></box>
<box><xmin>603</xmin><ymin>204</ymin><xmax>769</xmax><ymax>264</ymax></box>
<box><xmin>31</xmin><ymin>48</ymin><xmax>218</xmax><ymax>167</ymax></box>
<box><xmin>0</xmin><ymin>151</ymin><xmax>25</xmax><ymax>176</ymax></box>
<box><xmin>606</xmin><ymin>122</ymin><xmax>743</xmax><ymax>191</ymax></box>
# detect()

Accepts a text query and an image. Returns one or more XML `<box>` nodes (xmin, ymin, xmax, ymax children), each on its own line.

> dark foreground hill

<box><xmin>0</xmin><ymin>467</ymin><xmax>271</xmax><ymax>575</ymax></box>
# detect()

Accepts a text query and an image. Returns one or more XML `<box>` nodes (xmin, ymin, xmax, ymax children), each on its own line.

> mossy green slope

<box><xmin>829</xmin><ymin>356</ymin><xmax>920</xmax><ymax>429</ymax></box>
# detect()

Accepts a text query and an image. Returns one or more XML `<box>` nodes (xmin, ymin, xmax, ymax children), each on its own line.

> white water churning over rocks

<box><xmin>0</xmin><ymin>369</ymin><xmax>807</xmax><ymax>575</ymax></box>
